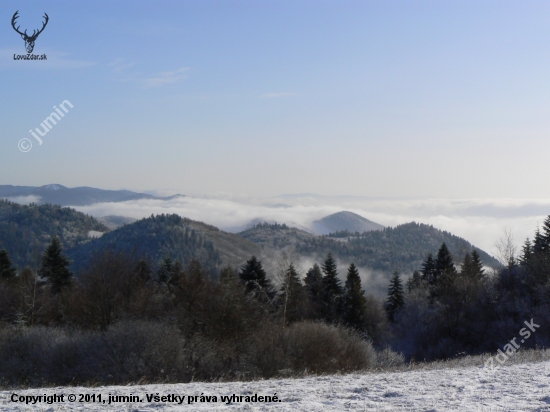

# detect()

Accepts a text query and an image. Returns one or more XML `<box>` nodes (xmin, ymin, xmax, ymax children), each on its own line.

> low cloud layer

<box><xmin>70</xmin><ymin>195</ymin><xmax>550</xmax><ymax>259</ymax></box>
<box><xmin>5</xmin><ymin>195</ymin><xmax>42</xmax><ymax>204</ymax></box>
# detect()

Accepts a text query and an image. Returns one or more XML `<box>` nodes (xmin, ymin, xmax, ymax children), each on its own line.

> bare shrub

<box><xmin>363</xmin><ymin>294</ymin><xmax>390</xmax><ymax>348</ymax></box>
<box><xmin>245</xmin><ymin>321</ymin><xmax>288</xmax><ymax>378</ymax></box>
<box><xmin>376</xmin><ymin>347</ymin><xmax>405</xmax><ymax>369</ymax></box>
<box><xmin>0</xmin><ymin>321</ymin><xmax>184</xmax><ymax>387</ymax></box>
<box><xmin>182</xmin><ymin>335</ymin><xmax>247</xmax><ymax>382</ymax></box>
<box><xmin>99</xmin><ymin>321</ymin><xmax>185</xmax><ymax>384</ymax></box>
<box><xmin>284</xmin><ymin>321</ymin><xmax>376</xmax><ymax>374</ymax></box>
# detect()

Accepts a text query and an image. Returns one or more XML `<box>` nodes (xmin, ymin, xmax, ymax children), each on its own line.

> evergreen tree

<box><xmin>321</xmin><ymin>252</ymin><xmax>343</xmax><ymax>321</ymax></box>
<box><xmin>322</xmin><ymin>252</ymin><xmax>342</xmax><ymax>297</ymax></box>
<box><xmin>169</xmin><ymin>260</ymin><xmax>184</xmax><ymax>286</ymax></box>
<box><xmin>385</xmin><ymin>270</ymin><xmax>404</xmax><ymax>322</ymax></box>
<box><xmin>461</xmin><ymin>251</ymin><xmax>473</xmax><ymax>275</ymax></box>
<box><xmin>460</xmin><ymin>250</ymin><xmax>484</xmax><ymax>282</ymax></box>
<box><xmin>157</xmin><ymin>255</ymin><xmax>173</xmax><ymax>284</ymax></box>
<box><xmin>541</xmin><ymin>216</ymin><xmax>550</xmax><ymax>251</ymax></box>
<box><xmin>420</xmin><ymin>254</ymin><xmax>437</xmax><ymax>285</ymax></box>
<box><xmin>39</xmin><ymin>236</ymin><xmax>72</xmax><ymax>294</ymax></box>
<box><xmin>280</xmin><ymin>264</ymin><xmax>306</xmax><ymax>324</ymax></box>
<box><xmin>342</xmin><ymin>263</ymin><xmax>367</xmax><ymax>330</ymax></box>
<box><xmin>239</xmin><ymin>256</ymin><xmax>274</xmax><ymax>298</ymax></box>
<box><xmin>429</xmin><ymin>243</ymin><xmax>459</xmax><ymax>303</ymax></box>
<box><xmin>534</xmin><ymin>228</ymin><xmax>545</xmax><ymax>255</ymax></box>
<box><xmin>470</xmin><ymin>250</ymin><xmax>485</xmax><ymax>280</ymax></box>
<box><xmin>436</xmin><ymin>243</ymin><xmax>456</xmax><ymax>276</ymax></box>
<box><xmin>304</xmin><ymin>263</ymin><xmax>324</xmax><ymax>318</ymax></box>
<box><xmin>0</xmin><ymin>249</ymin><xmax>16</xmax><ymax>280</ymax></box>
<box><xmin>520</xmin><ymin>238</ymin><xmax>534</xmax><ymax>265</ymax></box>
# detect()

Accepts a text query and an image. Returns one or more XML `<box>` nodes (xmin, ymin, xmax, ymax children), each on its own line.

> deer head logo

<box><xmin>11</xmin><ymin>11</ymin><xmax>49</xmax><ymax>54</ymax></box>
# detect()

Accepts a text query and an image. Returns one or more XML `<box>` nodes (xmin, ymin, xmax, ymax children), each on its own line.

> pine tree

<box><xmin>436</xmin><ymin>243</ymin><xmax>456</xmax><ymax>277</ymax></box>
<box><xmin>304</xmin><ymin>264</ymin><xmax>324</xmax><ymax>318</ymax></box>
<box><xmin>321</xmin><ymin>252</ymin><xmax>343</xmax><ymax>321</ymax></box>
<box><xmin>534</xmin><ymin>228</ymin><xmax>545</xmax><ymax>255</ymax></box>
<box><xmin>239</xmin><ymin>256</ymin><xmax>274</xmax><ymax>298</ymax></box>
<box><xmin>541</xmin><ymin>215</ymin><xmax>550</xmax><ymax>251</ymax></box>
<box><xmin>169</xmin><ymin>260</ymin><xmax>184</xmax><ymax>286</ymax></box>
<box><xmin>39</xmin><ymin>236</ymin><xmax>72</xmax><ymax>294</ymax></box>
<box><xmin>461</xmin><ymin>251</ymin><xmax>473</xmax><ymax>275</ymax></box>
<box><xmin>322</xmin><ymin>252</ymin><xmax>342</xmax><ymax>297</ymax></box>
<box><xmin>429</xmin><ymin>243</ymin><xmax>458</xmax><ymax>303</ymax></box>
<box><xmin>280</xmin><ymin>264</ymin><xmax>306</xmax><ymax>325</ymax></box>
<box><xmin>385</xmin><ymin>270</ymin><xmax>404</xmax><ymax>323</ymax></box>
<box><xmin>342</xmin><ymin>263</ymin><xmax>367</xmax><ymax>330</ymax></box>
<box><xmin>0</xmin><ymin>249</ymin><xmax>16</xmax><ymax>280</ymax></box>
<box><xmin>461</xmin><ymin>250</ymin><xmax>484</xmax><ymax>282</ymax></box>
<box><xmin>520</xmin><ymin>238</ymin><xmax>534</xmax><ymax>265</ymax></box>
<box><xmin>157</xmin><ymin>255</ymin><xmax>173</xmax><ymax>284</ymax></box>
<box><xmin>470</xmin><ymin>250</ymin><xmax>485</xmax><ymax>280</ymax></box>
<box><xmin>420</xmin><ymin>254</ymin><xmax>437</xmax><ymax>285</ymax></box>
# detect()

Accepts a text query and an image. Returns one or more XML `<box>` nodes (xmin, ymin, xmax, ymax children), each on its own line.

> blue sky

<box><xmin>2</xmin><ymin>1</ymin><xmax>550</xmax><ymax>198</ymax></box>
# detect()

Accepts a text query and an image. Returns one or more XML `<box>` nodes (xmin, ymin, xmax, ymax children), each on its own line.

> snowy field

<box><xmin>1</xmin><ymin>360</ymin><xmax>550</xmax><ymax>411</ymax></box>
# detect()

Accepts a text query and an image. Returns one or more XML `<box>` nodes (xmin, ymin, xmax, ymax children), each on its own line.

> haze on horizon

<box><xmin>2</xmin><ymin>1</ymin><xmax>550</xmax><ymax>199</ymax></box>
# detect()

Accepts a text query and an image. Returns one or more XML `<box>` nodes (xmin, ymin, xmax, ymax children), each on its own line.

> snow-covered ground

<box><xmin>1</xmin><ymin>360</ymin><xmax>550</xmax><ymax>411</ymax></box>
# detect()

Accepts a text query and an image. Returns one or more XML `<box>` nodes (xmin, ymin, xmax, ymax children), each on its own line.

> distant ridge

<box><xmin>312</xmin><ymin>211</ymin><xmax>384</xmax><ymax>235</ymax></box>
<box><xmin>0</xmin><ymin>184</ymin><xmax>184</xmax><ymax>207</ymax></box>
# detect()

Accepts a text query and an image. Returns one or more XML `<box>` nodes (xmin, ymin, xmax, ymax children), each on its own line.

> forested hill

<box><xmin>68</xmin><ymin>214</ymin><xmax>261</xmax><ymax>274</ymax></box>
<box><xmin>239</xmin><ymin>222</ymin><xmax>499</xmax><ymax>273</ymax></box>
<box><xmin>0</xmin><ymin>199</ymin><xmax>108</xmax><ymax>269</ymax></box>
<box><xmin>327</xmin><ymin>222</ymin><xmax>500</xmax><ymax>272</ymax></box>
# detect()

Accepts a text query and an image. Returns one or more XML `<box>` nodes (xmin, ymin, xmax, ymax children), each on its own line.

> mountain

<box><xmin>312</xmin><ymin>211</ymin><xmax>384</xmax><ymax>235</ymax></box>
<box><xmin>68</xmin><ymin>214</ymin><xmax>260</xmax><ymax>274</ymax></box>
<box><xmin>0</xmin><ymin>184</ymin><xmax>184</xmax><ymax>206</ymax></box>
<box><xmin>239</xmin><ymin>221</ymin><xmax>500</xmax><ymax>274</ymax></box>
<box><xmin>0</xmin><ymin>199</ymin><xmax>109</xmax><ymax>269</ymax></box>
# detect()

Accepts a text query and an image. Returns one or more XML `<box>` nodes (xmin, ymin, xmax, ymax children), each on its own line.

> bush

<box><xmin>0</xmin><ymin>321</ymin><xmax>184</xmax><ymax>387</ymax></box>
<box><xmin>239</xmin><ymin>321</ymin><xmax>377</xmax><ymax>378</ymax></box>
<box><xmin>376</xmin><ymin>347</ymin><xmax>405</xmax><ymax>369</ymax></box>
<box><xmin>283</xmin><ymin>321</ymin><xmax>376</xmax><ymax>374</ymax></box>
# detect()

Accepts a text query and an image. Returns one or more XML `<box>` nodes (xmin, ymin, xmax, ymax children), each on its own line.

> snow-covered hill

<box><xmin>2</xmin><ymin>360</ymin><xmax>549</xmax><ymax>411</ymax></box>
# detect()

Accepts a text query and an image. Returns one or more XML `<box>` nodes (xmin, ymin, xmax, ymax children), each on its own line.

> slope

<box><xmin>0</xmin><ymin>199</ymin><xmax>109</xmax><ymax>269</ymax></box>
<box><xmin>68</xmin><ymin>214</ymin><xmax>260</xmax><ymax>274</ymax></box>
